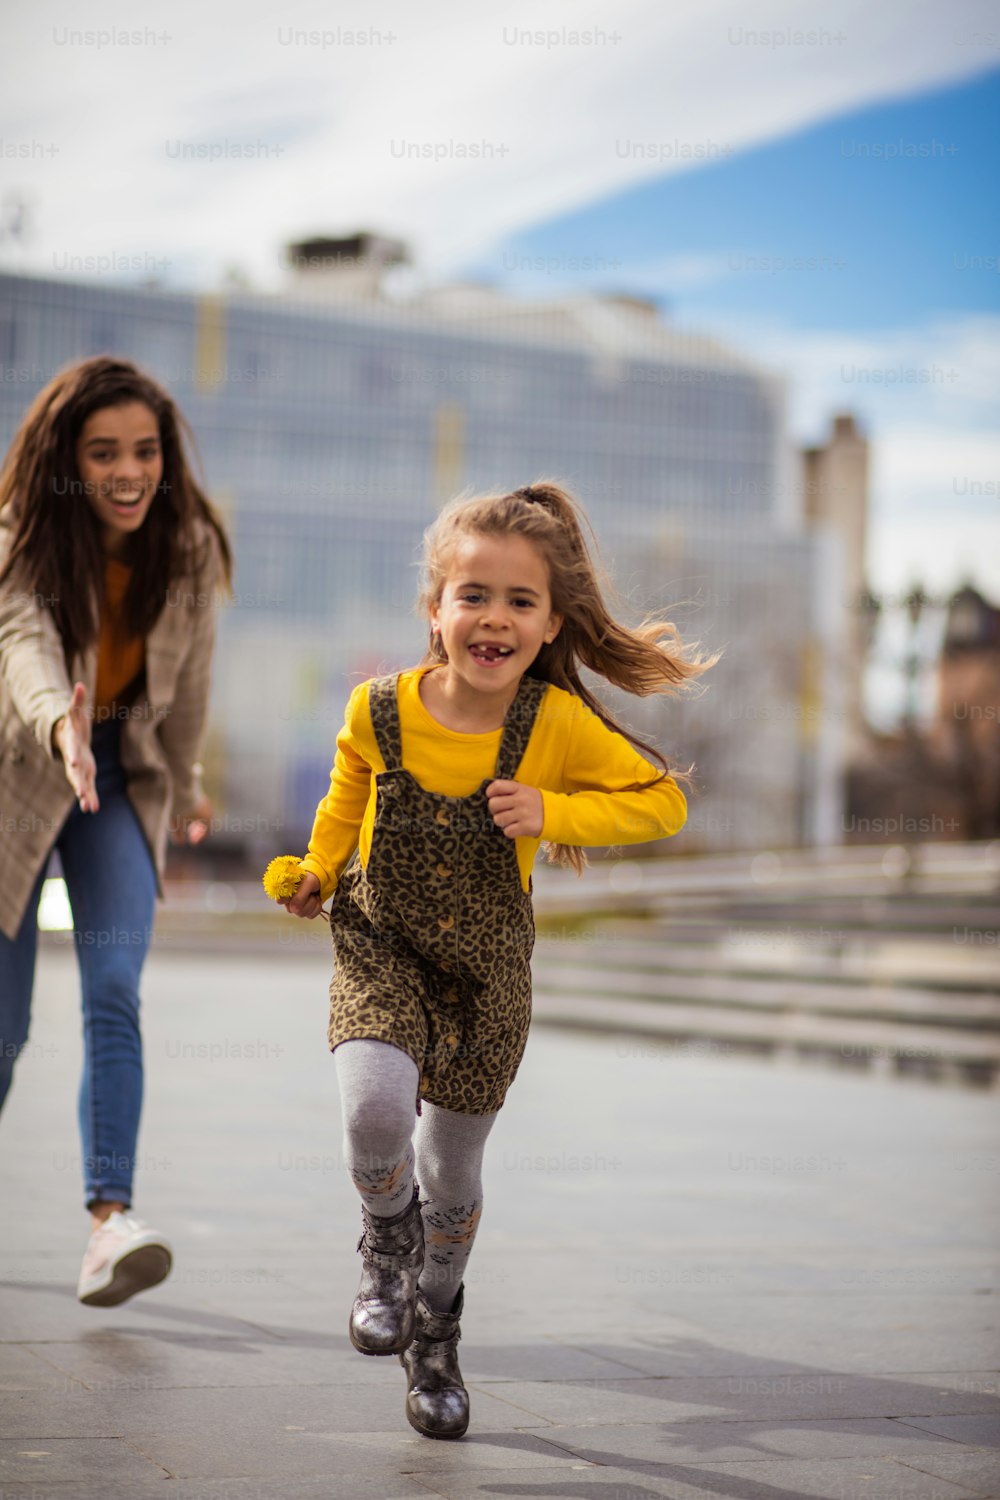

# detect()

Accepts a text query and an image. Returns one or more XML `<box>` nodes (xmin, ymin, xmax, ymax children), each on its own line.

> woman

<box><xmin>0</xmin><ymin>355</ymin><xmax>231</xmax><ymax>1306</ymax></box>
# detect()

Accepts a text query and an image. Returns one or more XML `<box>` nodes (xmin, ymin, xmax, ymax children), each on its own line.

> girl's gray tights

<box><xmin>334</xmin><ymin>1038</ymin><xmax>497</xmax><ymax>1315</ymax></box>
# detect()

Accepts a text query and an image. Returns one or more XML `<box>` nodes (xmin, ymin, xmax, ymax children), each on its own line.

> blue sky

<box><xmin>3</xmin><ymin>1</ymin><xmax>998</xmax><ymax>608</ymax></box>
<box><xmin>475</xmin><ymin>68</ymin><xmax>1000</xmax><ymax>335</ymax></box>
<box><xmin>464</xmin><ymin>67</ymin><xmax>1000</xmax><ymax>617</ymax></box>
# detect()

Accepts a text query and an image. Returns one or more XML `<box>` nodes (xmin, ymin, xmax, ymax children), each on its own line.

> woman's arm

<box><xmin>0</xmin><ymin>563</ymin><xmax>100</xmax><ymax>807</ymax></box>
<box><xmin>0</xmin><ymin>572</ymin><xmax>74</xmax><ymax>757</ymax></box>
<box><xmin>52</xmin><ymin>681</ymin><xmax>100</xmax><ymax>812</ymax></box>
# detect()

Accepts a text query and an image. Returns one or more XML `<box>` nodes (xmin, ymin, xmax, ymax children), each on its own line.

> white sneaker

<box><xmin>77</xmin><ymin>1211</ymin><xmax>173</xmax><ymax>1307</ymax></box>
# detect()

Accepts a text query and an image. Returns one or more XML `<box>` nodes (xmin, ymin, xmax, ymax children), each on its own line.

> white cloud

<box><xmin>615</xmin><ymin>253</ymin><xmax>737</xmax><ymax>294</ymax></box>
<box><xmin>685</xmin><ymin>314</ymin><xmax>1000</xmax><ymax>442</ymax></box>
<box><xmin>870</xmin><ymin>425</ymin><xmax>1000</xmax><ymax>599</ymax></box>
<box><xmin>877</xmin><ymin>425</ymin><xmax>999</xmax><ymax>511</ymax></box>
<box><xmin>867</xmin><ymin>511</ymin><xmax>1000</xmax><ymax>599</ymax></box>
<box><xmin>682</xmin><ymin>312</ymin><xmax>1000</xmax><ymax>597</ymax></box>
<box><xmin>3</xmin><ymin>0</ymin><xmax>995</xmax><ymax>603</ymax></box>
<box><xmin>1</xmin><ymin>0</ymin><xmax>998</xmax><ymax>286</ymax></box>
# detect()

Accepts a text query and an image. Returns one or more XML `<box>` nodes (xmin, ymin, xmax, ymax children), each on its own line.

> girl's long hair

<box><xmin>0</xmin><ymin>355</ymin><xmax>232</xmax><ymax>672</ymax></box>
<box><xmin>418</xmin><ymin>480</ymin><xmax>720</xmax><ymax>872</ymax></box>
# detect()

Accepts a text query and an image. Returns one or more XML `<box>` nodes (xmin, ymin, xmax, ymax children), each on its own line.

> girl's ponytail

<box><xmin>419</xmin><ymin>479</ymin><xmax>720</xmax><ymax>873</ymax></box>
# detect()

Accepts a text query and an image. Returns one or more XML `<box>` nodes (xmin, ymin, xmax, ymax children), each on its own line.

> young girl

<box><xmin>0</xmin><ymin>355</ymin><xmax>231</xmax><ymax>1306</ymax></box>
<box><xmin>281</xmin><ymin>481</ymin><xmax>714</xmax><ymax>1439</ymax></box>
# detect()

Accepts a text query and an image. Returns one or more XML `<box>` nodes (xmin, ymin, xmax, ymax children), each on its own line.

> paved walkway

<box><xmin>1</xmin><ymin>947</ymin><xmax>998</xmax><ymax>1499</ymax></box>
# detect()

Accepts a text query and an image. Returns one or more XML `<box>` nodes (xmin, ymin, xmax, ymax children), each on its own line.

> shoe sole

<box><xmin>79</xmin><ymin>1244</ymin><xmax>172</xmax><ymax>1307</ymax></box>
<box><xmin>349</xmin><ymin>1322</ymin><xmax>415</xmax><ymax>1357</ymax></box>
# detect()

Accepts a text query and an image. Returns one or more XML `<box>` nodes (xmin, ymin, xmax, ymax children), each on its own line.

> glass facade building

<box><xmin>0</xmin><ymin>271</ymin><xmax>846</xmax><ymax>864</ymax></box>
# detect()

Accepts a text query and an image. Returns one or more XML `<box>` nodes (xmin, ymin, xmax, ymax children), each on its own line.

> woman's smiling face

<box><xmin>430</xmin><ymin>531</ymin><xmax>563</xmax><ymax>698</ymax></box>
<box><xmin>75</xmin><ymin>401</ymin><xmax>163</xmax><ymax>558</ymax></box>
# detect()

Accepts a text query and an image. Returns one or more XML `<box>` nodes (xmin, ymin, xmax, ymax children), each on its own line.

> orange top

<box><xmin>93</xmin><ymin>559</ymin><xmax>145</xmax><ymax>719</ymax></box>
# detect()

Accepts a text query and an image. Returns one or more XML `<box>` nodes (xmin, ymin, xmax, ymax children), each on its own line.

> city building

<box><xmin>933</xmin><ymin>586</ymin><xmax>1000</xmax><ymax>837</ymax></box>
<box><xmin>845</xmin><ymin>584</ymin><xmax>1000</xmax><ymax>843</ymax></box>
<box><xmin>802</xmin><ymin>412</ymin><xmax>870</xmax><ymax>760</ymax></box>
<box><xmin>0</xmin><ymin>250</ymin><xmax>852</xmax><ymax>867</ymax></box>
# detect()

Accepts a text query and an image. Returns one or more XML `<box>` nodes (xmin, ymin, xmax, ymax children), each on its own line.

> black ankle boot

<box><xmin>349</xmin><ymin>1184</ymin><xmax>424</xmax><ymax>1356</ymax></box>
<box><xmin>399</xmin><ymin>1283</ymin><xmax>469</xmax><ymax>1439</ymax></box>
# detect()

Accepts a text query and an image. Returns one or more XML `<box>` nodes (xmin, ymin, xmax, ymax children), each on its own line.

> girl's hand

<box><xmin>486</xmin><ymin>779</ymin><xmax>543</xmax><ymax>839</ymax></box>
<box><xmin>283</xmin><ymin>870</ymin><xmax>323</xmax><ymax>919</ymax></box>
<box><xmin>52</xmin><ymin>682</ymin><xmax>99</xmax><ymax>813</ymax></box>
<box><xmin>171</xmin><ymin>794</ymin><xmax>213</xmax><ymax>846</ymax></box>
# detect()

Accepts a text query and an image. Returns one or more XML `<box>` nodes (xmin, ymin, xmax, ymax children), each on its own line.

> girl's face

<box><xmin>430</xmin><ymin>531</ymin><xmax>563</xmax><ymax>699</ymax></box>
<box><xmin>75</xmin><ymin>401</ymin><xmax>163</xmax><ymax>559</ymax></box>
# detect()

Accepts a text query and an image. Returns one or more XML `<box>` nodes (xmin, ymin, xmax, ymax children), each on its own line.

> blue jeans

<box><xmin>0</xmin><ymin>720</ymin><xmax>157</xmax><ymax>1209</ymax></box>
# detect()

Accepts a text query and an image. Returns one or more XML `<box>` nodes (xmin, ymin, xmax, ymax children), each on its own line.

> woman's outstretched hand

<box><xmin>283</xmin><ymin>870</ymin><xmax>323</xmax><ymax>919</ymax></box>
<box><xmin>486</xmin><ymin>779</ymin><xmax>544</xmax><ymax>839</ymax></box>
<box><xmin>171</xmin><ymin>793</ymin><xmax>213</xmax><ymax>846</ymax></box>
<box><xmin>52</xmin><ymin>682</ymin><xmax>99</xmax><ymax>813</ymax></box>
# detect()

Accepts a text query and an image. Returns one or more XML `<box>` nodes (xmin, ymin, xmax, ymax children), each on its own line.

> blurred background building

<box><xmin>847</xmin><ymin>583</ymin><xmax>1000</xmax><ymax>842</ymax></box>
<box><xmin>0</xmin><ymin>236</ymin><xmax>869</xmax><ymax>869</ymax></box>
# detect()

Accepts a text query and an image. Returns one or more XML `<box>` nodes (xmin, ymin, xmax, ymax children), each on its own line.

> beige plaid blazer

<box><xmin>0</xmin><ymin>513</ymin><xmax>221</xmax><ymax>941</ymax></box>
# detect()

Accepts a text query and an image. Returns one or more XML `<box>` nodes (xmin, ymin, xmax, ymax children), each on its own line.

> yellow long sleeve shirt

<box><xmin>300</xmin><ymin>666</ymin><xmax>687</xmax><ymax>902</ymax></box>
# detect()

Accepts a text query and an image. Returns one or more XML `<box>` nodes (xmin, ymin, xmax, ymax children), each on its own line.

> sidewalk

<box><xmin>1</xmin><ymin>945</ymin><xmax>998</xmax><ymax>1500</ymax></box>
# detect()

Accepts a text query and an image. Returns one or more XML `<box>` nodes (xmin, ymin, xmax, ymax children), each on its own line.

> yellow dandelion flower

<box><xmin>262</xmin><ymin>855</ymin><xmax>306</xmax><ymax>902</ymax></box>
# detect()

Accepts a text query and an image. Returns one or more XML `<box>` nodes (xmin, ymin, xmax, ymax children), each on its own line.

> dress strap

<box><xmin>367</xmin><ymin>674</ymin><xmax>404</xmax><ymax>771</ymax></box>
<box><xmin>495</xmin><ymin>675</ymin><xmax>547</xmax><ymax>781</ymax></box>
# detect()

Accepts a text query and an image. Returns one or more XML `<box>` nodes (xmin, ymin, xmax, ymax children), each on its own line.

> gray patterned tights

<box><xmin>334</xmin><ymin>1039</ymin><xmax>498</xmax><ymax>1314</ymax></box>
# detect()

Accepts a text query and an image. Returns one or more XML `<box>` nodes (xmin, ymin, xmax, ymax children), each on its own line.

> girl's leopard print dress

<box><xmin>327</xmin><ymin>671</ymin><xmax>546</xmax><ymax>1115</ymax></box>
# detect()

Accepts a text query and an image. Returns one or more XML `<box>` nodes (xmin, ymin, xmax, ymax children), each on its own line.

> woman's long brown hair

<box><xmin>0</xmin><ymin>355</ymin><xmax>232</xmax><ymax>672</ymax></box>
<box><xmin>418</xmin><ymin>481</ymin><xmax>721</xmax><ymax>872</ymax></box>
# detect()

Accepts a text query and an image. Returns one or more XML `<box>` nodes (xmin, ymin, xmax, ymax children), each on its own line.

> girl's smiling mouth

<box><xmin>469</xmin><ymin>643</ymin><xmax>514</xmax><ymax>664</ymax></box>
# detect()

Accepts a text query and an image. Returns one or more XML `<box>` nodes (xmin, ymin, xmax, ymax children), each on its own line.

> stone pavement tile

<box><xmin>0</xmin><ymin>1268</ymin><xmax>391</xmax><ymax>1362</ymax></box>
<box><xmin>2</xmin><ymin>1390</ymin><xmax>126</xmax><ymax>1439</ymax></box>
<box><xmin>0</xmin><ymin>1259</ymin><xmax>79</xmax><ymax>1296</ymax></box>
<box><xmin>682</xmin><ymin>1255</ymin><xmax>995</xmax><ymax>1299</ymax></box>
<box><xmin>4</xmin><ymin>1325</ymin><xmax>661</xmax><ymax>1397</ymax></box>
<box><xmin>467</xmin><ymin>1370</ymin><xmax>1000</xmax><ymax>1428</ymax></box>
<box><xmin>0</xmin><ymin>1278</ymin><xmax>264</xmax><ymax>1344</ymax></box>
<box><xmin>0</xmin><ymin>1345</ymin><xmax>61</xmax><ymax>1392</ymax></box>
<box><xmin>522</xmin><ymin>1416</ymin><xmax>976</xmax><ymax>1466</ymax></box>
<box><xmin>897</xmin><ymin>1450</ymin><xmax>1000</xmax><ymax>1498</ymax></box>
<box><xmin>460</xmin><ymin>1340</ymin><xmax>664</xmax><ymax>1383</ymax></box>
<box><xmin>0</xmin><ymin>1377</ymin><xmax>550</xmax><ymax>1447</ymax></box>
<box><xmin>894</xmin><ymin>1415</ymin><xmax>1000</xmax><ymax>1447</ymax></box>
<box><xmin>412</xmin><ymin>1454</ymin><xmax>997</xmax><ymax>1499</ymax></box>
<box><xmin>525</xmin><ymin>1335</ymin><xmax>817</xmax><ymax>1382</ymax></box>
<box><xmin>492</xmin><ymin>1335</ymin><xmax>773</xmax><ymax>1381</ymax></box>
<box><xmin>0</xmin><ymin>1474</ymin><xmax>438</xmax><ymax>1500</ymax></box>
<box><xmin>481</xmin><ymin>1244</ymin><xmax>1000</xmax><ymax>1300</ymax></box>
<box><xmin>467</xmin><ymin>1303</ymin><xmax>710</xmax><ymax>1349</ymax></box>
<box><xmin>17</xmin><ymin>1330</ymin><xmax>414</xmax><ymax>1392</ymax></box>
<box><xmin>562</xmin><ymin>1298</ymin><xmax>1000</xmax><ymax>1377</ymax></box>
<box><xmin>904</xmin><ymin>1375</ymin><xmax>1000</xmax><ymax>1404</ymax></box>
<box><xmin>368</xmin><ymin>1429</ymin><xmax>590</xmax><ymax>1474</ymax></box>
<box><xmin>118</xmin><ymin>1428</ymin><xmax>585</xmax><ymax>1483</ymax></box>
<box><xmin>0</xmin><ymin>1437</ymin><xmax>167</xmax><ymax>1486</ymax></box>
<box><xmin>36</xmin><ymin>1384</ymin><xmax>559</xmax><ymax>1480</ymax></box>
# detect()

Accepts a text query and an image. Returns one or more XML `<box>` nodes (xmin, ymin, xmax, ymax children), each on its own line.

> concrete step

<box><xmin>531</xmin><ymin>845</ymin><xmax>1000</xmax><ymax>914</ymax></box>
<box><xmin>533</xmin><ymin>932</ymin><xmax>1000</xmax><ymax>995</ymax></box>
<box><xmin>530</xmin><ymin>959</ymin><xmax>1000</xmax><ymax>1030</ymax></box>
<box><xmin>529</xmin><ymin>989</ymin><xmax>1000</xmax><ymax>1088</ymax></box>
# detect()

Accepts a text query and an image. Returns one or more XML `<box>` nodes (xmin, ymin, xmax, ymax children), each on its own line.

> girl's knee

<box><xmin>341</xmin><ymin>1094</ymin><xmax>414</xmax><ymax>1159</ymax></box>
<box><xmin>336</xmin><ymin>1039</ymin><xmax>418</xmax><ymax>1154</ymax></box>
<box><xmin>417</xmin><ymin>1158</ymin><xmax>483</xmax><ymax>1207</ymax></box>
